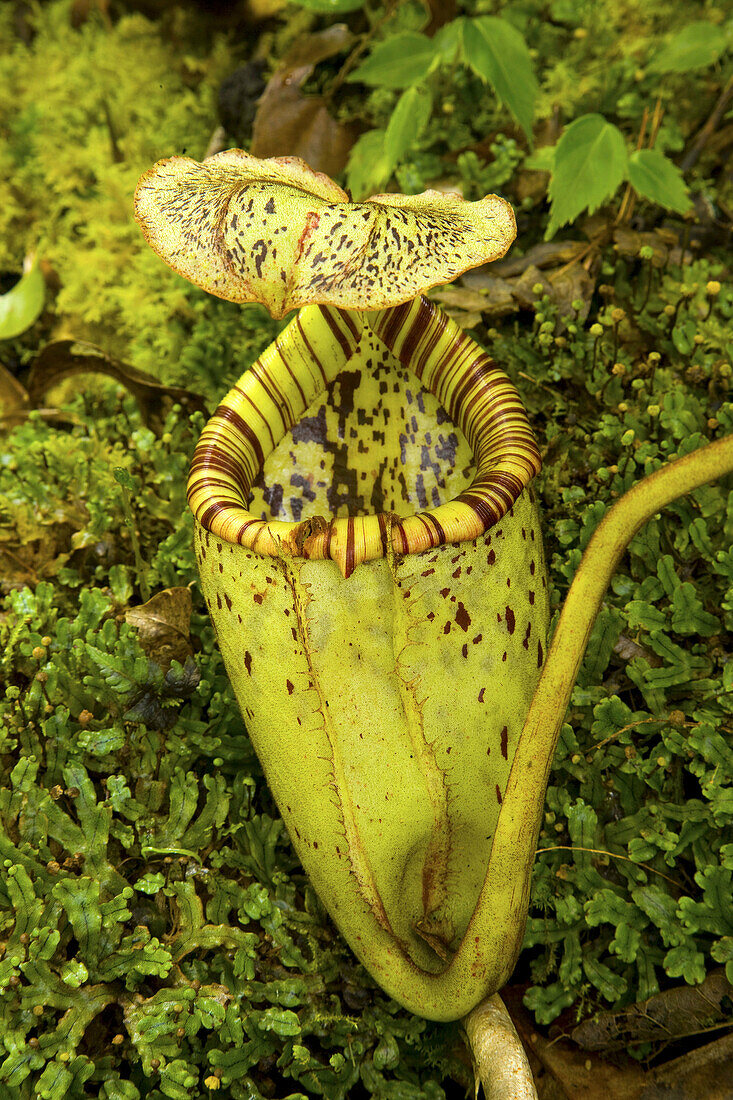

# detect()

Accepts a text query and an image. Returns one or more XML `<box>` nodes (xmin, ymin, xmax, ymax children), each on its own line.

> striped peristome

<box><xmin>187</xmin><ymin>295</ymin><xmax>541</xmax><ymax>578</ymax></box>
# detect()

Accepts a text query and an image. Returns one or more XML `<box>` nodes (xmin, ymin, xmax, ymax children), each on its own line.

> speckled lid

<box><xmin>134</xmin><ymin>149</ymin><xmax>516</xmax><ymax>319</ymax></box>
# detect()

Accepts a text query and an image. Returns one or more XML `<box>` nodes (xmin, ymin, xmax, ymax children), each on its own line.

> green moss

<box><xmin>0</xmin><ymin>1</ymin><xmax>234</xmax><ymax>368</ymax></box>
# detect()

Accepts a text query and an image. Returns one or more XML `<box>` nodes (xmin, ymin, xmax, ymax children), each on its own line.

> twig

<box><xmin>617</xmin><ymin>100</ymin><xmax>663</xmax><ymax>226</ymax></box>
<box><xmin>535</xmin><ymin>845</ymin><xmax>680</xmax><ymax>887</ymax></box>
<box><xmin>616</xmin><ymin>108</ymin><xmax>649</xmax><ymax>225</ymax></box>
<box><xmin>680</xmin><ymin>73</ymin><xmax>733</xmax><ymax>171</ymax></box>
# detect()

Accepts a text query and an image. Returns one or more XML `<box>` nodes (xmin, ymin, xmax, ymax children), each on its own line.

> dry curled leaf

<box><xmin>251</xmin><ymin>25</ymin><xmax>359</xmax><ymax>179</ymax></box>
<box><xmin>571</xmin><ymin>969</ymin><xmax>733</xmax><ymax>1052</ymax></box>
<box><xmin>421</xmin><ymin>0</ymin><xmax>457</xmax><ymax>34</ymax></box>
<box><xmin>613</xmin><ymin>226</ymin><xmax>679</xmax><ymax>268</ymax></box>
<box><xmin>546</xmin><ymin>262</ymin><xmax>595</xmax><ymax>321</ymax></box>
<box><xmin>135</xmin><ymin>149</ymin><xmax>516</xmax><ymax>318</ymax></box>
<box><xmin>489</xmin><ymin>240</ymin><xmax>586</xmax><ymax>279</ymax></box>
<box><xmin>614</xmin><ymin>633</ymin><xmax>662</xmax><ymax>666</ymax></box>
<box><xmin>459</xmin><ymin>242</ymin><xmax>595</xmax><ymax>323</ymax></box>
<box><xmin>125</xmin><ymin>587</ymin><xmax>193</xmax><ymax>670</ymax></box>
<box><xmin>28</xmin><ymin>340</ymin><xmax>209</xmax><ymax>433</ymax></box>
<box><xmin>0</xmin><ymin>503</ymin><xmax>88</xmax><ymax>591</ymax></box>
<box><xmin>429</xmin><ymin>283</ymin><xmax>515</xmax><ymax>317</ymax></box>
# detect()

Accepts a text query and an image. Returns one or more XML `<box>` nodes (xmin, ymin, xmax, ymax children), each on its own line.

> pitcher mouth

<box><xmin>186</xmin><ymin>296</ymin><xmax>541</xmax><ymax>578</ymax></box>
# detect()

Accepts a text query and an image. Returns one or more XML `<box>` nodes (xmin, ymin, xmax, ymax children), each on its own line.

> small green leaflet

<box><xmin>0</xmin><ymin>255</ymin><xmax>45</xmax><ymax>340</ymax></box>
<box><xmin>628</xmin><ymin>148</ymin><xmax>691</xmax><ymax>214</ymax></box>
<box><xmin>345</xmin><ymin>129</ymin><xmax>393</xmax><ymax>200</ymax></box>
<box><xmin>649</xmin><ymin>21</ymin><xmax>730</xmax><ymax>73</ymax></box>
<box><xmin>348</xmin><ymin>33</ymin><xmax>438</xmax><ymax>89</ymax></box>
<box><xmin>524</xmin><ymin>144</ymin><xmax>556</xmax><ymax>172</ymax></box>
<box><xmin>384</xmin><ymin>86</ymin><xmax>433</xmax><ymax>166</ymax></box>
<box><xmin>460</xmin><ymin>17</ymin><xmax>537</xmax><ymax>143</ymax></box>
<box><xmin>432</xmin><ymin>19</ymin><xmax>464</xmax><ymax>63</ymax></box>
<box><xmin>545</xmin><ymin>114</ymin><xmax>628</xmax><ymax>239</ymax></box>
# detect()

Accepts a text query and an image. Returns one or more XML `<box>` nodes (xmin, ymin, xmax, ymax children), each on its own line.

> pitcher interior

<box><xmin>248</xmin><ymin>324</ymin><xmax>476</xmax><ymax>524</ymax></box>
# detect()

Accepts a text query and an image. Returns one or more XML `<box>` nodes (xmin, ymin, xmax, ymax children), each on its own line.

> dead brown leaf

<box><xmin>430</xmin><ymin>283</ymin><xmax>515</xmax><ymax>318</ymax></box>
<box><xmin>251</xmin><ymin>25</ymin><xmax>359</xmax><ymax>178</ymax></box>
<box><xmin>27</xmin><ymin>340</ymin><xmax>208</xmax><ymax>434</ymax></box>
<box><xmin>572</xmin><ymin>969</ymin><xmax>733</xmax><ymax>1052</ymax></box>
<box><xmin>0</xmin><ymin>503</ymin><xmax>86</xmax><ymax>591</ymax></box>
<box><xmin>502</xmin><ymin>978</ymin><xmax>733</xmax><ymax>1100</ymax></box>
<box><xmin>125</xmin><ymin>587</ymin><xmax>193</xmax><ymax>670</ymax></box>
<box><xmin>490</xmin><ymin>240</ymin><xmax>586</xmax><ymax>279</ymax></box>
<box><xmin>456</xmin><ymin>241</ymin><xmax>595</xmax><ymax>324</ymax></box>
<box><xmin>646</xmin><ymin>1033</ymin><xmax>733</xmax><ymax>1100</ymax></box>
<box><xmin>0</xmin><ymin>360</ymin><xmax>79</xmax><ymax>432</ymax></box>
<box><xmin>613</xmin><ymin>226</ymin><xmax>679</xmax><ymax>269</ymax></box>
<box><xmin>614</xmin><ymin>634</ymin><xmax>662</xmax><ymax>666</ymax></box>
<box><xmin>509</xmin><ymin>264</ymin><xmax>553</xmax><ymax>309</ymax></box>
<box><xmin>501</xmin><ymin>986</ymin><xmax>646</xmax><ymax>1100</ymax></box>
<box><xmin>547</xmin><ymin>263</ymin><xmax>596</xmax><ymax>321</ymax></box>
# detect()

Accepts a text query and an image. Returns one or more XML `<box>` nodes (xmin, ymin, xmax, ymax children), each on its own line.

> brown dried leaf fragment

<box><xmin>0</xmin><ymin>361</ymin><xmax>30</xmax><ymax>426</ymax></box>
<box><xmin>572</xmin><ymin>968</ymin><xmax>733</xmax><ymax>1052</ymax></box>
<box><xmin>125</xmin><ymin>587</ymin><xmax>193</xmax><ymax>670</ymax></box>
<box><xmin>251</xmin><ymin>25</ymin><xmax>359</xmax><ymax>179</ymax></box>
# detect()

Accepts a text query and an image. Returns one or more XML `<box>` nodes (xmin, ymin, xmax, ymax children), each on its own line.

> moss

<box><xmin>0</xmin><ymin>1</ymin><xmax>235</xmax><ymax>369</ymax></box>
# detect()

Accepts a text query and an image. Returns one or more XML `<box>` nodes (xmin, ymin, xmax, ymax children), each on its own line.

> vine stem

<box><xmin>466</xmin><ymin>434</ymin><xmax>733</xmax><ymax>985</ymax></box>
<box><xmin>463</xmin><ymin>995</ymin><xmax>537</xmax><ymax>1100</ymax></box>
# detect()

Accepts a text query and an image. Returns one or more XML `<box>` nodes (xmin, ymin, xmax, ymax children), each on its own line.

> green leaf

<box><xmin>628</xmin><ymin>149</ymin><xmax>691</xmax><ymax>214</ymax></box>
<box><xmin>546</xmin><ymin>114</ymin><xmax>628</xmax><ymax>239</ymax></box>
<box><xmin>524</xmin><ymin>144</ymin><xmax>555</xmax><ymax>172</ymax></box>
<box><xmin>384</xmin><ymin>86</ymin><xmax>433</xmax><ymax>167</ymax></box>
<box><xmin>345</xmin><ymin>129</ymin><xmax>393</xmax><ymax>200</ymax></box>
<box><xmin>578</xmin><ymin>607</ymin><xmax>624</xmax><ymax>686</ymax></box>
<box><xmin>656</xmin><ymin>554</ymin><xmax>680</xmax><ymax>597</ymax></box>
<box><xmin>134</xmin><ymin>872</ymin><xmax>166</xmax><ymax>895</ymax></box>
<box><xmin>0</xmin><ymin>256</ymin><xmax>45</xmax><ymax>340</ymax></box>
<box><xmin>612</xmin><ymin>921</ymin><xmax>642</xmax><ymax>963</ymax></box>
<box><xmin>35</xmin><ymin>1062</ymin><xmax>74</xmax><ymax>1100</ymax></box>
<box><xmin>61</xmin><ymin>959</ymin><xmax>89</xmax><ymax>988</ymax></box>
<box><xmin>348</xmin><ymin>33</ymin><xmax>438</xmax><ymax>88</ymax></box>
<box><xmin>259</xmin><ymin>1007</ymin><xmax>301</xmax><ymax>1037</ymax></box>
<box><xmin>432</xmin><ymin>19</ymin><xmax>464</xmax><ymax>63</ymax></box>
<box><xmin>626</xmin><ymin>599</ymin><xmax>667</xmax><ymax>631</ymax></box>
<box><xmin>461</xmin><ymin>17</ymin><xmax>537</xmax><ymax>142</ymax></box>
<box><xmin>650</xmin><ymin>22</ymin><xmax>729</xmax><ymax>73</ymax></box>
<box><xmin>195</xmin><ymin>995</ymin><xmax>226</xmax><ymax>1029</ymax></box>
<box><xmin>663</xmin><ymin>942</ymin><xmax>706</xmax><ymax>984</ymax></box>
<box><xmin>583</xmin><ymin>954</ymin><xmax>627</xmax><ymax>1001</ymax></box>
<box><xmin>632</xmin><ymin>884</ymin><xmax>681</xmax><ymax>946</ymax></box>
<box><xmin>522</xmin><ymin>981</ymin><xmax>575</xmax><ymax>1025</ymax></box>
<box><xmin>52</xmin><ymin>877</ymin><xmax>102</xmax><ymax>965</ymax></box>
<box><xmin>670</xmin><ymin>582</ymin><xmax>721</xmax><ymax>636</ymax></box>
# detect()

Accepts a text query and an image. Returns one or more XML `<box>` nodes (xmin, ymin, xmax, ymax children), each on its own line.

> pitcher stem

<box><xmin>463</xmin><ymin>994</ymin><xmax>537</xmax><ymax>1100</ymax></box>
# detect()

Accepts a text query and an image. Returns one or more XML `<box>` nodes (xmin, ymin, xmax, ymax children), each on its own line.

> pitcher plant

<box><xmin>135</xmin><ymin>150</ymin><xmax>733</xmax><ymax>1096</ymax></box>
